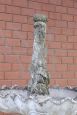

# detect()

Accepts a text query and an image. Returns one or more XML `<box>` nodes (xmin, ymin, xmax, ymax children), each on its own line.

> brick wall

<box><xmin>0</xmin><ymin>0</ymin><xmax>77</xmax><ymax>114</ymax></box>
<box><xmin>0</xmin><ymin>0</ymin><xmax>77</xmax><ymax>95</ymax></box>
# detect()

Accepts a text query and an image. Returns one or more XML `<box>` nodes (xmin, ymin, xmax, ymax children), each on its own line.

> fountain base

<box><xmin>0</xmin><ymin>86</ymin><xmax>76</xmax><ymax>115</ymax></box>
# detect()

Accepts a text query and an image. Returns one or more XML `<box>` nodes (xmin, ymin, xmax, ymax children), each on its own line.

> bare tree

<box><xmin>0</xmin><ymin>14</ymin><xmax>76</xmax><ymax>115</ymax></box>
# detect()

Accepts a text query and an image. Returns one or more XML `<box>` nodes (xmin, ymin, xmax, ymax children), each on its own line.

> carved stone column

<box><xmin>28</xmin><ymin>14</ymin><xmax>50</xmax><ymax>95</ymax></box>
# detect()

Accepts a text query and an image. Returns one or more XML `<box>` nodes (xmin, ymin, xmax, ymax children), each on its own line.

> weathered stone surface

<box><xmin>33</xmin><ymin>14</ymin><xmax>47</xmax><ymax>22</ymax></box>
<box><xmin>28</xmin><ymin>14</ymin><xmax>49</xmax><ymax>95</ymax></box>
<box><xmin>0</xmin><ymin>87</ymin><xmax>76</xmax><ymax>115</ymax></box>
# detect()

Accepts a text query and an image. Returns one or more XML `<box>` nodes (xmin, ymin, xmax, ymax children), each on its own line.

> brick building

<box><xmin>0</xmin><ymin>0</ymin><xmax>77</xmax><ymax>99</ymax></box>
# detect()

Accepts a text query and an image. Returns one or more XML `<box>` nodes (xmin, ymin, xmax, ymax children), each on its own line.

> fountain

<box><xmin>0</xmin><ymin>14</ymin><xmax>76</xmax><ymax>115</ymax></box>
